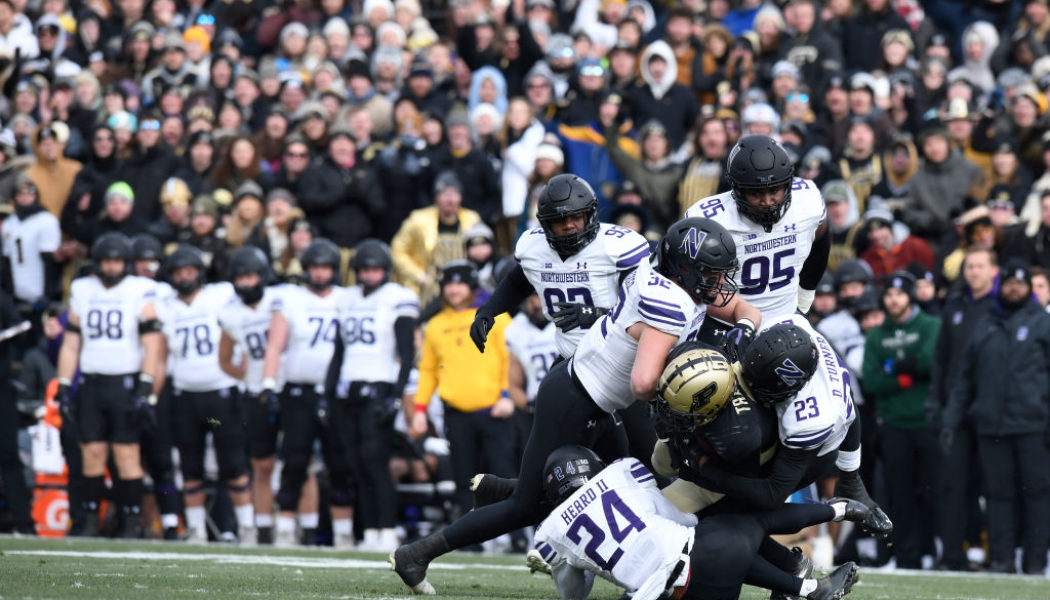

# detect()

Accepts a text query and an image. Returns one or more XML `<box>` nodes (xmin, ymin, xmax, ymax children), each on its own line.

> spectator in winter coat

<box><xmin>840</xmin><ymin>0</ymin><xmax>909</xmax><ymax>72</ymax></box>
<box><xmin>627</xmin><ymin>40</ymin><xmax>698</xmax><ymax>149</ymax></box>
<box><xmin>25</xmin><ymin>124</ymin><xmax>81</xmax><ymax>218</ymax></box>
<box><xmin>823</xmin><ymin>180</ymin><xmax>863</xmax><ymax>272</ymax></box>
<box><xmin>605</xmin><ymin>119</ymin><xmax>682</xmax><ymax>231</ymax></box>
<box><xmin>297</xmin><ymin>130</ymin><xmax>384</xmax><ymax>249</ymax></box>
<box><xmin>431</xmin><ymin>112</ymin><xmax>501</xmax><ymax>228</ymax></box>
<box><xmin>902</xmin><ymin>126</ymin><xmax>984</xmax><ymax>249</ymax></box>
<box><xmin>860</xmin><ymin>207</ymin><xmax>935</xmax><ymax>277</ymax></box>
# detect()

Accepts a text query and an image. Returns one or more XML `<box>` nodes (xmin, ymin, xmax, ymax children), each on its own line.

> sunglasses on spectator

<box><xmin>38</xmin><ymin>25</ymin><xmax>60</xmax><ymax>35</ymax></box>
<box><xmin>196</xmin><ymin>13</ymin><xmax>216</xmax><ymax>25</ymax></box>
<box><xmin>139</xmin><ymin>120</ymin><xmax>161</xmax><ymax>131</ymax></box>
<box><xmin>580</xmin><ymin>65</ymin><xmax>605</xmax><ymax>77</ymax></box>
<box><xmin>787</xmin><ymin>92</ymin><xmax>809</xmax><ymax>103</ymax></box>
<box><xmin>550</xmin><ymin>47</ymin><xmax>574</xmax><ymax>59</ymax></box>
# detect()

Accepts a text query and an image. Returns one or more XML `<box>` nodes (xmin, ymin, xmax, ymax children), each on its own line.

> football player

<box><xmin>533</xmin><ymin>445</ymin><xmax>863</xmax><ymax>600</ymax></box>
<box><xmin>57</xmin><ymin>233</ymin><xmax>163</xmax><ymax>537</ymax></box>
<box><xmin>503</xmin><ymin>290</ymin><xmax>559</xmax><ymax>453</ymax></box>
<box><xmin>129</xmin><ymin>232</ymin><xmax>181</xmax><ymax>539</ymax></box>
<box><xmin>329</xmin><ymin>239</ymin><xmax>418</xmax><ymax>552</ymax></box>
<box><xmin>470</xmin><ymin>174</ymin><xmax>651</xmax><ymax>360</ymax></box>
<box><xmin>1</xmin><ymin>173</ymin><xmax>61</xmax><ymax>306</ymax></box>
<box><xmin>217</xmin><ymin>246</ymin><xmax>286</xmax><ymax>545</ymax></box>
<box><xmin>390</xmin><ymin>217</ymin><xmax>761</xmax><ymax>594</ymax></box>
<box><xmin>684</xmin><ymin>135</ymin><xmax>830</xmax><ymax>339</ymax></box>
<box><xmin>665</xmin><ymin>318</ymin><xmax>891</xmax><ymax>536</ymax></box>
<box><xmin>261</xmin><ymin>238</ymin><xmax>356</xmax><ymax>548</ymax></box>
<box><xmin>156</xmin><ymin>245</ymin><xmax>255</xmax><ymax>544</ymax></box>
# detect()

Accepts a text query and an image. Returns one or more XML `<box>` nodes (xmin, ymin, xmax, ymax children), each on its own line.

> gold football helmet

<box><xmin>656</xmin><ymin>346</ymin><xmax>736</xmax><ymax>431</ymax></box>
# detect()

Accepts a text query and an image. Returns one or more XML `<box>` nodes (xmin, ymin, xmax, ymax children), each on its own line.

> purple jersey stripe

<box><xmin>615</xmin><ymin>247</ymin><xmax>649</xmax><ymax>268</ymax></box>
<box><xmin>784</xmin><ymin>429</ymin><xmax>833</xmax><ymax>449</ymax></box>
<box><xmin>789</xmin><ymin>425</ymin><xmax>834</xmax><ymax>441</ymax></box>
<box><xmin>638</xmin><ymin>301</ymin><xmax>687</xmax><ymax>324</ymax></box>
<box><xmin>638</xmin><ymin>309</ymin><xmax>686</xmax><ymax>329</ymax></box>
<box><xmin>640</xmin><ymin>294</ymin><xmax>684</xmax><ymax>310</ymax></box>
<box><xmin>617</xmin><ymin>240</ymin><xmax>649</xmax><ymax>259</ymax></box>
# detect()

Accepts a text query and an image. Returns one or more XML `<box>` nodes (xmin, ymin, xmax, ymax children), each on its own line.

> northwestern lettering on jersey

<box><xmin>540</xmin><ymin>272</ymin><xmax>592</xmax><ymax>283</ymax></box>
<box><xmin>743</xmin><ymin>234</ymin><xmax>797</xmax><ymax>254</ymax></box>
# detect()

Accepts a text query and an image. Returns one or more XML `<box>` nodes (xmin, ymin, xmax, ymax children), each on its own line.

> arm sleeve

<box><xmin>325</xmin><ymin>328</ymin><xmax>345</xmax><ymax>399</ymax></box>
<box><xmin>393</xmin><ymin>316</ymin><xmax>416</xmax><ymax>397</ymax></box>
<box><xmin>697</xmin><ymin>446</ymin><xmax>818</xmax><ymax>510</ymax></box>
<box><xmin>42</xmin><ymin>252</ymin><xmax>59</xmax><ymax>301</ymax></box>
<box><xmin>478</xmin><ymin>264</ymin><xmax>533</xmax><ymax>317</ymax></box>
<box><xmin>799</xmin><ymin>225</ymin><xmax>830</xmax><ymax>290</ymax></box>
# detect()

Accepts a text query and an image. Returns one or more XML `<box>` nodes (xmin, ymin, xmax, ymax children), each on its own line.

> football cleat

<box><xmin>334</xmin><ymin>531</ymin><xmax>356</xmax><ymax>550</ymax></box>
<box><xmin>833</xmin><ymin>472</ymin><xmax>893</xmax><ymax>537</ymax></box>
<box><xmin>770</xmin><ymin>547</ymin><xmax>813</xmax><ymax>600</ymax></box>
<box><xmin>273</xmin><ymin>528</ymin><xmax>297</xmax><ymax>548</ymax></box>
<box><xmin>389</xmin><ymin>533</ymin><xmax>449</xmax><ymax>595</ymax></box>
<box><xmin>184</xmin><ymin>525</ymin><xmax>207</xmax><ymax>544</ymax></box>
<box><xmin>469</xmin><ymin>474</ymin><xmax>517</xmax><ymax>510</ymax></box>
<box><xmin>827</xmin><ymin>496</ymin><xmax>893</xmax><ymax>538</ymax></box>
<box><xmin>238</xmin><ymin>525</ymin><xmax>258</xmax><ymax>547</ymax></box>
<box><xmin>525</xmin><ymin>549</ymin><xmax>553</xmax><ymax>576</ymax></box>
<box><xmin>808</xmin><ymin>562</ymin><xmax>858</xmax><ymax>600</ymax></box>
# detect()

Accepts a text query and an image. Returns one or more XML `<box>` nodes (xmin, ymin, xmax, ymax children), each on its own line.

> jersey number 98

<box><xmin>85</xmin><ymin>309</ymin><xmax>123</xmax><ymax>340</ymax></box>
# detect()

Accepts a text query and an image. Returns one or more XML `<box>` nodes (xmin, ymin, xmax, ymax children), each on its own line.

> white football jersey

<box><xmin>572</xmin><ymin>263</ymin><xmax>705</xmax><ymax>413</ymax></box>
<box><xmin>69</xmin><ymin>275</ymin><xmax>156</xmax><ymax>375</ymax></box>
<box><xmin>336</xmin><ymin>282</ymin><xmax>419</xmax><ymax>384</ymax></box>
<box><xmin>157</xmin><ymin>282</ymin><xmax>239</xmax><ymax>392</ymax></box>
<box><xmin>217</xmin><ymin>286</ymin><xmax>286</xmax><ymax>394</ymax></box>
<box><xmin>515</xmin><ymin>223</ymin><xmax>651</xmax><ymax>358</ymax></box>
<box><xmin>504</xmin><ymin>312</ymin><xmax>559</xmax><ymax>401</ymax></box>
<box><xmin>764</xmin><ymin>314</ymin><xmax>856</xmax><ymax>456</ymax></box>
<box><xmin>534</xmin><ymin>458</ymin><xmax>696</xmax><ymax>600</ymax></box>
<box><xmin>684</xmin><ymin>178</ymin><xmax>825</xmax><ymax>319</ymax></box>
<box><xmin>1</xmin><ymin>210</ymin><xmax>61</xmax><ymax>301</ymax></box>
<box><xmin>279</xmin><ymin>284</ymin><xmax>344</xmax><ymax>385</ymax></box>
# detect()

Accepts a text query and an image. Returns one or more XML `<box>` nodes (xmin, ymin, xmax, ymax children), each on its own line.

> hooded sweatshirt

<box><xmin>628</xmin><ymin>40</ymin><xmax>698</xmax><ymax>149</ymax></box>
<box><xmin>948</xmin><ymin>22</ymin><xmax>999</xmax><ymax>96</ymax></box>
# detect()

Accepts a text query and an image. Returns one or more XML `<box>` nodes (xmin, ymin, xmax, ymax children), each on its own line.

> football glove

<box><xmin>470</xmin><ymin>308</ymin><xmax>497</xmax><ymax>352</ymax></box>
<box><xmin>316</xmin><ymin>396</ymin><xmax>331</xmax><ymax>429</ymax></box>
<box><xmin>724</xmin><ymin>319</ymin><xmax>756</xmax><ymax>362</ymax></box>
<box><xmin>132</xmin><ymin>375</ymin><xmax>158</xmax><ymax>434</ymax></box>
<box><xmin>57</xmin><ymin>379</ymin><xmax>75</xmax><ymax>428</ymax></box>
<box><xmin>551</xmin><ymin>302</ymin><xmax>607</xmax><ymax>332</ymax></box>
<box><xmin>261</xmin><ymin>378</ymin><xmax>280</xmax><ymax>423</ymax></box>
<box><xmin>376</xmin><ymin>396</ymin><xmax>401</xmax><ymax>426</ymax></box>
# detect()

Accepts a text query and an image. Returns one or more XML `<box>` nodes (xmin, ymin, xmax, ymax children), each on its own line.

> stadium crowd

<box><xmin>0</xmin><ymin>0</ymin><xmax>1049</xmax><ymax>579</ymax></box>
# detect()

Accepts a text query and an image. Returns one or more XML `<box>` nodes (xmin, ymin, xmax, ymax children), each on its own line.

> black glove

<box><xmin>376</xmin><ymin>396</ymin><xmax>401</xmax><ymax>426</ymax></box>
<box><xmin>260</xmin><ymin>389</ymin><xmax>280</xmax><ymax>424</ymax></box>
<box><xmin>939</xmin><ymin>428</ymin><xmax>954</xmax><ymax>457</ymax></box>
<box><xmin>57</xmin><ymin>381</ymin><xmax>75</xmax><ymax>428</ymax></box>
<box><xmin>316</xmin><ymin>396</ymin><xmax>331</xmax><ymax>429</ymax></box>
<box><xmin>470</xmin><ymin>308</ymin><xmax>496</xmax><ymax>352</ymax></box>
<box><xmin>551</xmin><ymin>302</ymin><xmax>608</xmax><ymax>332</ymax></box>
<box><xmin>132</xmin><ymin>377</ymin><xmax>158</xmax><ymax>434</ymax></box>
<box><xmin>724</xmin><ymin>321</ymin><xmax>756</xmax><ymax>362</ymax></box>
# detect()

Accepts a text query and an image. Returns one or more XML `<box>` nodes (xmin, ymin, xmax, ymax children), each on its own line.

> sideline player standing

<box><xmin>262</xmin><ymin>238</ymin><xmax>356</xmax><ymax>548</ymax></box>
<box><xmin>330</xmin><ymin>239</ymin><xmax>418</xmax><ymax>552</ymax></box>
<box><xmin>1</xmin><ymin>173</ymin><xmax>61</xmax><ymax>306</ymax></box>
<box><xmin>156</xmin><ymin>245</ymin><xmax>255</xmax><ymax>543</ymax></box>
<box><xmin>685</xmin><ymin>135</ymin><xmax>830</xmax><ymax>328</ymax></box>
<box><xmin>217</xmin><ymin>246</ymin><xmax>286</xmax><ymax>544</ymax></box>
<box><xmin>57</xmin><ymin>233</ymin><xmax>163</xmax><ymax>537</ymax></box>
<box><xmin>391</xmin><ymin>217</ymin><xmax>761</xmax><ymax>594</ymax></box>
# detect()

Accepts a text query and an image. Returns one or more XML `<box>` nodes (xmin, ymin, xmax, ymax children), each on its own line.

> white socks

<box><xmin>255</xmin><ymin>513</ymin><xmax>274</xmax><ymax>528</ymax></box>
<box><xmin>276</xmin><ymin>515</ymin><xmax>297</xmax><ymax>534</ymax></box>
<box><xmin>332</xmin><ymin>519</ymin><xmax>353</xmax><ymax>536</ymax></box>
<box><xmin>235</xmin><ymin>504</ymin><xmax>255</xmax><ymax>529</ymax></box>
<box><xmin>185</xmin><ymin>506</ymin><xmax>206</xmax><ymax>533</ymax></box>
<box><xmin>299</xmin><ymin>512</ymin><xmax>319</xmax><ymax>529</ymax></box>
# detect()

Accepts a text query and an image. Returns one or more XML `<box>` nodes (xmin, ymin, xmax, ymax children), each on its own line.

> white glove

<box><xmin>423</xmin><ymin>437</ymin><xmax>451</xmax><ymax>456</ymax></box>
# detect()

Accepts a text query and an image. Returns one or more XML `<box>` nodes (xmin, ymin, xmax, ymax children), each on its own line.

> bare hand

<box><xmin>409</xmin><ymin>411</ymin><xmax>429</xmax><ymax>439</ymax></box>
<box><xmin>490</xmin><ymin>397</ymin><xmax>515</xmax><ymax>419</ymax></box>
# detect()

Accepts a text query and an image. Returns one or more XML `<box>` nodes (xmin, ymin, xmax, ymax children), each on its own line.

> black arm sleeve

<box><xmin>798</xmin><ymin>225</ymin><xmax>830</xmax><ymax>290</ymax></box>
<box><xmin>393</xmin><ymin>316</ymin><xmax>416</xmax><ymax>398</ymax></box>
<box><xmin>698</xmin><ymin>446</ymin><xmax>818</xmax><ymax>510</ymax></box>
<box><xmin>42</xmin><ymin>252</ymin><xmax>59</xmax><ymax>302</ymax></box>
<box><xmin>478</xmin><ymin>264</ymin><xmax>533</xmax><ymax>317</ymax></box>
<box><xmin>1</xmin><ymin>256</ymin><xmax>12</xmax><ymax>296</ymax></box>
<box><xmin>325</xmin><ymin>329</ymin><xmax>345</xmax><ymax>400</ymax></box>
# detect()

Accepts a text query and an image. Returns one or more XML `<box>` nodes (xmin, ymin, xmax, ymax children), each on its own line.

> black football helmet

<box><xmin>728</xmin><ymin>134</ymin><xmax>795</xmax><ymax>232</ymax></box>
<box><xmin>300</xmin><ymin>238</ymin><xmax>341</xmax><ymax>291</ymax></box>
<box><xmin>439</xmin><ymin>259</ymin><xmax>479</xmax><ymax>289</ymax></box>
<box><xmin>657</xmin><ymin>217</ymin><xmax>739</xmax><ymax>307</ymax></box>
<box><xmin>165</xmin><ymin>244</ymin><xmax>206</xmax><ymax>296</ymax></box>
<box><xmin>542</xmin><ymin>445</ymin><xmax>606</xmax><ymax>506</ymax></box>
<box><xmin>228</xmin><ymin>246</ymin><xmax>274</xmax><ymax>305</ymax></box>
<box><xmin>738</xmin><ymin>323</ymin><xmax>819</xmax><ymax>406</ymax></box>
<box><xmin>131</xmin><ymin>233</ymin><xmax>163</xmax><ymax>263</ymax></box>
<box><xmin>536</xmin><ymin>174</ymin><xmax>600</xmax><ymax>257</ymax></box>
<box><xmin>851</xmin><ymin>286</ymin><xmax>881</xmax><ymax>316</ymax></box>
<box><xmin>350</xmin><ymin>238</ymin><xmax>392</xmax><ymax>290</ymax></box>
<box><xmin>833</xmin><ymin>259</ymin><xmax>873</xmax><ymax>289</ymax></box>
<box><xmin>91</xmin><ymin>232</ymin><xmax>133</xmax><ymax>286</ymax></box>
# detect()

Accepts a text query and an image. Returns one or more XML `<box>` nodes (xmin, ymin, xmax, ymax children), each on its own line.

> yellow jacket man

<box><xmin>391</xmin><ymin>172</ymin><xmax>481</xmax><ymax>304</ymax></box>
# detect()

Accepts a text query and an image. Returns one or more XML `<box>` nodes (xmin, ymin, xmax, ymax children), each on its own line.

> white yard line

<box><xmin>5</xmin><ymin>549</ymin><xmax>529</xmax><ymax>572</ymax></box>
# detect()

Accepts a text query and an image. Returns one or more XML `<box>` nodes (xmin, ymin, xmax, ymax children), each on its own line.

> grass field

<box><xmin>1</xmin><ymin>536</ymin><xmax>1048</xmax><ymax>600</ymax></box>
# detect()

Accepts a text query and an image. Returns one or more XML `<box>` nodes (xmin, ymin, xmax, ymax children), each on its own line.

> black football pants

<box><xmin>443</xmin><ymin>359</ymin><xmax>613</xmax><ymax>549</ymax></box>
<box><xmin>880</xmin><ymin>425</ymin><xmax>937</xmax><ymax>568</ymax></box>
<box><xmin>978</xmin><ymin>433</ymin><xmax>1050</xmax><ymax>572</ymax></box>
